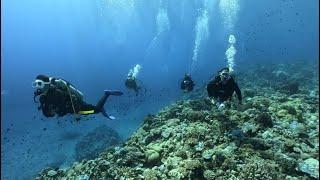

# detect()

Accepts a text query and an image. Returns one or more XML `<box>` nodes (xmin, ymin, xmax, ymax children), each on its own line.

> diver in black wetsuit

<box><xmin>206</xmin><ymin>68</ymin><xmax>242</xmax><ymax>110</ymax></box>
<box><xmin>180</xmin><ymin>74</ymin><xmax>195</xmax><ymax>92</ymax></box>
<box><xmin>125</xmin><ymin>74</ymin><xmax>141</xmax><ymax>96</ymax></box>
<box><xmin>32</xmin><ymin>75</ymin><xmax>123</xmax><ymax>120</ymax></box>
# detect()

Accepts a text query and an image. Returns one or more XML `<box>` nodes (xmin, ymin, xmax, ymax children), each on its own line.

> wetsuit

<box><xmin>207</xmin><ymin>75</ymin><xmax>242</xmax><ymax>103</ymax></box>
<box><xmin>125</xmin><ymin>77</ymin><xmax>139</xmax><ymax>95</ymax></box>
<box><xmin>181</xmin><ymin>76</ymin><xmax>195</xmax><ymax>92</ymax></box>
<box><xmin>37</xmin><ymin>79</ymin><xmax>112</xmax><ymax>118</ymax></box>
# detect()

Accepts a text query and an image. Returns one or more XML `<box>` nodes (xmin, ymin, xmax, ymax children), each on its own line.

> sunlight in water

<box><xmin>156</xmin><ymin>7</ymin><xmax>170</xmax><ymax>36</ymax></box>
<box><xmin>191</xmin><ymin>9</ymin><xmax>209</xmax><ymax>73</ymax></box>
<box><xmin>103</xmin><ymin>0</ymin><xmax>136</xmax><ymax>44</ymax></box>
<box><xmin>105</xmin><ymin>0</ymin><xmax>135</xmax><ymax>13</ymax></box>
<box><xmin>190</xmin><ymin>0</ymin><xmax>214</xmax><ymax>73</ymax></box>
<box><xmin>145</xmin><ymin>0</ymin><xmax>170</xmax><ymax>58</ymax></box>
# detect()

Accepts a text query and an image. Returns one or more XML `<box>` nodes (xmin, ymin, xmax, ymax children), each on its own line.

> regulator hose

<box><xmin>33</xmin><ymin>89</ymin><xmax>42</xmax><ymax>103</ymax></box>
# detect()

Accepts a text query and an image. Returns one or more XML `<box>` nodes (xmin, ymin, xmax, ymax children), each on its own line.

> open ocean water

<box><xmin>1</xmin><ymin>0</ymin><xmax>318</xmax><ymax>179</ymax></box>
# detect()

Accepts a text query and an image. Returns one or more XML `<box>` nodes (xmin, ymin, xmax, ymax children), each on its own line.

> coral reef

<box><xmin>75</xmin><ymin>125</ymin><xmax>122</xmax><ymax>161</ymax></box>
<box><xmin>36</xmin><ymin>63</ymin><xmax>319</xmax><ymax>179</ymax></box>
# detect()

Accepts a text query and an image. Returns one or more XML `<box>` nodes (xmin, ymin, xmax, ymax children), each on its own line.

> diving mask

<box><xmin>32</xmin><ymin>79</ymin><xmax>50</xmax><ymax>89</ymax></box>
<box><xmin>220</xmin><ymin>71</ymin><xmax>230</xmax><ymax>80</ymax></box>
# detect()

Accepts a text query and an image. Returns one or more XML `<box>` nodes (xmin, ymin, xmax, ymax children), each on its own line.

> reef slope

<box><xmin>36</xmin><ymin>63</ymin><xmax>319</xmax><ymax>179</ymax></box>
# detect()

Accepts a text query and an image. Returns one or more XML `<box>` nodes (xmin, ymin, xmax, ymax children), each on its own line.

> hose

<box><xmin>65</xmin><ymin>84</ymin><xmax>80</xmax><ymax>121</ymax></box>
<box><xmin>33</xmin><ymin>89</ymin><xmax>42</xmax><ymax>103</ymax></box>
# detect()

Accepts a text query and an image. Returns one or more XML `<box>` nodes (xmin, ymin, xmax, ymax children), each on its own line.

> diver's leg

<box><xmin>96</xmin><ymin>90</ymin><xmax>123</xmax><ymax>112</ymax></box>
<box><xmin>96</xmin><ymin>94</ymin><xmax>109</xmax><ymax>112</ymax></box>
<box><xmin>79</xmin><ymin>103</ymin><xmax>96</xmax><ymax>114</ymax></box>
<box><xmin>134</xmin><ymin>88</ymin><xmax>139</xmax><ymax>96</ymax></box>
<box><xmin>100</xmin><ymin>108</ymin><xmax>115</xmax><ymax>120</ymax></box>
<box><xmin>95</xmin><ymin>90</ymin><xmax>123</xmax><ymax>119</ymax></box>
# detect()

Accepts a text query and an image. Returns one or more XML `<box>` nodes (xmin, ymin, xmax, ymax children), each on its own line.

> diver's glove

<box><xmin>218</xmin><ymin>103</ymin><xmax>226</xmax><ymax>110</ymax></box>
<box><xmin>210</xmin><ymin>98</ymin><xmax>216</xmax><ymax>105</ymax></box>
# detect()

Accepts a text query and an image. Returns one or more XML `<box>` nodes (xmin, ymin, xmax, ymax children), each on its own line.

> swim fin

<box><xmin>101</xmin><ymin>108</ymin><xmax>116</xmax><ymax>120</ymax></box>
<box><xmin>104</xmin><ymin>90</ymin><xmax>123</xmax><ymax>96</ymax></box>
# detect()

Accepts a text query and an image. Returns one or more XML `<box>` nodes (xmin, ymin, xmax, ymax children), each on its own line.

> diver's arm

<box><xmin>136</xmin><ymin>80</ymin><xmax>147</xmax><ymax>93</ymax></box>
<box><xmin>207</xmin><ymin>76</ymin><xmax>220</xmax><ymax>97</ymax></box>
<box><xmin>179</xmin><ymin>79</ymin><xmax>185</xmax><ymax>89</ymax></box>
<box><xmin>191</xmin><ymin>80</ymin><xmax>195</xmax><ymax>86</ymax></box>
<box><xmin>38</xmin><ymin>95</ymin><xmax>45</xmax><ymax>110</ymax></box>
<box><xmin>41</xmin><ymin>101</ymin><xmax>55</xmax><ymax>117</ymax></box>
<box><xmin>233</xmin><ymin>79</ymin><xmax>242</xmax><ymax>103</ymax></box>
<box><xmin>136</xmin><ymin>79</ymin><xmax>145</xmax><ymax>88</ymax></box>
<box><xmin>210</xmin><ymin>76</ymin><xmax>221</xmax><ymax>84</ymax></box>
<box><xmin>207</xmin><ymin>83</ymin><xmax>218</xmax><ymax>98</ymax></box>
<box><xmin>136</xmin><ymin>80</ymin><xmax>148</xmax><ymax>94</ymax></box>
<box><xmin>180</xmin><ymin>81</ymin><xmax>185</xmax><ymax>89</ymax></box>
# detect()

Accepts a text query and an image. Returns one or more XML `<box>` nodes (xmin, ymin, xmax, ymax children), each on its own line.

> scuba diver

<box><xmin>180</xmin><ymin>74</ymin><xmax>195</xmax><ymax>92</ymax></box>
<box><xmin>125</xmin><ymin>73</ymin><xmax>141</xmax><ymax>96</ymax></box>
<box><xmin>206</xmin><ymin>67</ymin><xmax>242</xmax><ymax>110</ymax></box>
<box><xmin>33</xmin><ymin>75</ymin><xmax>123</xmax><ymax>120</ymax></box>
<box><xmin>125</xmin><ymin>64</ymin><xmax>144</xmax><ymax>96</ymax></box>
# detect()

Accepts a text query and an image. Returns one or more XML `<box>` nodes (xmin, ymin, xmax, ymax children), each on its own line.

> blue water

<box><xmin>1</xmin><ymin>0</ymin><xmax>318</xmax><ymax>179</ymax></box>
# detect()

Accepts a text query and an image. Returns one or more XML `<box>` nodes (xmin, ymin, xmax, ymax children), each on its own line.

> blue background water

<box><xmin>1</xmin><ymin>0</ymin><xmax>318</xmax><ymax>179</ymax></box>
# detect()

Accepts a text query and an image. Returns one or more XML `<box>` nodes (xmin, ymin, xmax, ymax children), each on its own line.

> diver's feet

<box><xmin>104</xmin><ymin>90</ymin><xmax>123</xmax><ymax>96</ymax></box>
<box><xmin>101</xmin><ymin>109</ymin><xmax>116</xmax><ymax>120</ymax></box>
